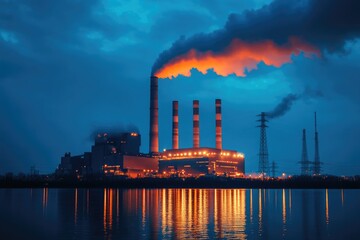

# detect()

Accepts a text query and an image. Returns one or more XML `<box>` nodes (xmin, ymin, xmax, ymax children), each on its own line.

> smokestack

<box><xmin>149</xmin><ymin>76</ymin><xmax>159</xmax><ymax>154</ymax></box>
<box><xmin>193</xmin><ymin>100</ymin><xmax>200</xmax><ymax>148</ymax></box>
<box><xmin>172</xmin><ymin>101</ymin><xmax>179</xmax><ymax>149</ymax></box>
<box><xmin>215</xmin><ymin>99</ymin><xmax>222</xmax><ymax>149</ymax></box>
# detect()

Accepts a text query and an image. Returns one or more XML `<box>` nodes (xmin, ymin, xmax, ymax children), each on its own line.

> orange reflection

<box><xmin>42</xmin><ymin>188</ymin><xmax>48</xmax><ymax>214</ymax></box>
<box><xmin>103</xmin><ymin>188</ymin><xmax>114</xmax><ymax>233</ymax></box>
<box><xmin>341</xmin><ymin>189</ymin><xmax>344</xmax><ymax>206</ymax></box>
<box><xmin>157</xmin><ymin>189</ymin><xmax>246</xmax><ymax>239</ymax></box>
<box><xmin>250</xmin><ymin>189</ymin><xmax>253</xmax><ymax>222</ymax></box>
<box><xmin>282</xmin><ymin>189</ymin><xmax>286</xmax><ymax>224</ymax></box>
<box><xmin>103</xmin><ymin>188</ymin><xmax>107</xmax><ymax>233</ymax></box>
<box><xmin>109</xmin><ymin>189</ymin><xmax>113</xmax><ymax>230</ymax></box>
<box><xmin>258</xmin><ymin>189</ymin><xmax>263</xmax><ymax>237</ymax></box>
<box><xmin>96</xmin><ymin>189</ymin><xmax>250</xmax><ymax>238</ymax></box>
<box><xmin>325</xmin><ymin>189</ymin><xmax>329</xmax><ymax>224</ymax></box>
<box><xmin>142</xmin><ymin>188</ymin><xmax>146</xmax><ymax>225</ymax></box>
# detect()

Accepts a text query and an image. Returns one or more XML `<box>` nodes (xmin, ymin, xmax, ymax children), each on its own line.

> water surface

<box><xmin>0</xmin><ymin>188</ymin><xmax>358</xmax><ymax>239</ymax></box>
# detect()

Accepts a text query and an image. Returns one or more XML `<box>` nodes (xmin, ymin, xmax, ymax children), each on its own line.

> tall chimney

<box><xmin>215</xmin><ymin>99</ymin><xmax>222</xmax><ymax>149</ymax></box>
<box><xmin>172</xmin><ymin>101</ymin><xmax>179</xmax><ymax>149</ymax></box>
<box><xmin>193</xmin><ymin>100</ymin><xmax>200</xmax><ymax>148</ymax></box>
<box><xmin>149</xmin><ymin>76</ymin><xmax>159</xmax><ymax>154</ymax></box>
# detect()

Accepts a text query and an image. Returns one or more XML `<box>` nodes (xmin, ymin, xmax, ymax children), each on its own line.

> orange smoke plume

<box><xmin>154</xmin><ymin>37</ymin><xmax>320</xmax><ymax>79</ymax></box>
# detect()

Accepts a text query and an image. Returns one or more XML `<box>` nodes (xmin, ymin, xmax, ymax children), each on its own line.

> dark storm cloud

<box><xmin>149</xmin><ymin>10</ymin><xmax>214</xmax><ymax>42</ymax></box>
<box><xmin>0</xmin><ymin>0</ymin><xmax>144</xmax><ymax>173</ymax></box>
<box><xmin>0</xmin><ymin>0</ymin><xmax>135</xmax><ymax>61</ymax></box>
<box><xmin>152</xmin><ymin>0</ymin><xmax>360</xmax><ymax>73</ymax></box>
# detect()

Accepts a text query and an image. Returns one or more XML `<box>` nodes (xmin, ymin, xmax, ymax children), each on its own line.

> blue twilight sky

<box><xmin>1</xmin><ymin>0</ymin><xmax>360</xmax><ymax>176</ymax></box>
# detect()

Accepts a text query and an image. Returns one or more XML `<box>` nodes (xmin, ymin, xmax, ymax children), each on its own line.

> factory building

<box><xmin>91</xmin><ymin>132</ymin><xmax>142</xmax><ymax>173</ymax></box>
<box><xmin>56</xmin><ymin>75</ymin><xmax>245</xmax><ymax>179</ymax></box>
<box><xmin>149</xmin><ymin>76</ymin><xmax>245</xmax><ymax>177</ymax></box>
<box><xmin>94</xmin><ymin>132</ymin><xmax>157</xmax><ymax>177</ymax></box>
<box><xmin>159</xmin><ymin>147</ymin><xmax>244</xmax><ymax>177</ymax></box>
<box><xmin>158</xmin><ymin>99</ymin><xmax>245</xmax><ymax>177</ymax></box>
<box><xmin>56</xmin><ymin>152</ymin><xmax>91</xmax><ymax>177</ymax></box>
<box><xmin>56</xmin><ymin>132</ymin><xmax>158</xmax><ymax>178</ymax></box>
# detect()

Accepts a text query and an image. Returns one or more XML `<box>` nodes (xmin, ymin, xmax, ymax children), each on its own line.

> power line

<box><xmin>257</xmin><ymin>112</ymin><xmax>270</xmax><ymax>176</ymax></box>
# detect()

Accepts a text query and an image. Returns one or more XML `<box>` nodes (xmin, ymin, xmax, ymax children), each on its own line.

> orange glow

<box><xmin>282</xmin><ymin>189</ymin><xmax>286</xmax><ymax>224</ymax></box>
<box><xmin>155</xmin><ymin>37</ymin><xmax>320</xmax><ymax>79</ymax></box>
<box><xmin>325</xmin><ymin>189</ymin><xmax>329</xmax><ymax>224</ymax></box>
<box><xmin>103</xmin><ymin>188</ymin><xmax>114</xmax><ymax>232</ymax></box>
<box><xmin>42</xmin><ymin>188</ymin><xmax>48</xmax><ymax>211</ymax></box>
<box><xmin>250</xmin><ymin>189</ymin><xmax>253</xmax><ymax>222</ymax></box>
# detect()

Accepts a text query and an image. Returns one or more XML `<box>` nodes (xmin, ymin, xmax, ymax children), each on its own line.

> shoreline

<box><xmin>1</xmin><ymin>176</ymin><xmax>359</xmax><ymax>189</ymax></box>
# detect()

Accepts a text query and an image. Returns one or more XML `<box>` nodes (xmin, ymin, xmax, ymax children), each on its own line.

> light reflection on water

<box><xmin>0</xmin><ymin>188</ymin><xmax>359</xmax><ymax>239</ymax></box>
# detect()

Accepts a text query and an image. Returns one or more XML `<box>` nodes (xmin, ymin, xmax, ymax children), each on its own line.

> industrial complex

<box><xmin>55</xmin><ymin>76</ymin><xmax>245</xmax><ymax>178</ymax></box>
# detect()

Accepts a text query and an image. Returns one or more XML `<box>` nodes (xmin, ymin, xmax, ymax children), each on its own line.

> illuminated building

<box><xmin>91</xmin><ymin>132</ymin><xmax>141</xmax><ymax>173</ymax></box>
<box><xmin>92</xmin><ymin>132</ymin><xmax>157</xmax><ymax>177</ymax></box>
<box><xmin>158</xmin><ymin>99</ymin><xmax>245</xmax><ymax>177</ymax></box>
<box><xmin>56</xmin><ymin>132</ymin><xmax>158</xmax><ymax>178</ymax></box>
<box><xmin>159</xmin><ymin>148</ymin><xmax>245</xmax><ymax>177</ymax></box>
<box><xmin>56</xmin><ymin>74</ymin><xmax>246</xmax><ymax>178</ymax></box>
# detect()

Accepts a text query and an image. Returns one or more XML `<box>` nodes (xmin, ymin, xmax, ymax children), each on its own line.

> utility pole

<box><xmin>300</xmin><ymin>129</ymin><xmax>310</xmax><ymax>175</ymax></box>
<box><xmin>313</xmin><ymin>112</ymin><xmax>321</xmax><ymax>175</ymax></box>
<box><xmin>257</xmin><ymin>112</ymin><xmax>269</xmax><ymax>177</ymax></box>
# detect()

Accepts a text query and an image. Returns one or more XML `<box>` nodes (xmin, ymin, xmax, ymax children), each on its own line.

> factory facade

<box><xmin>55</xmin><ymin>75</ymin><xmax>245</xmax><ymax>178</ymax></box>
<box><xmin>150</xmin><ymin>76</ymin><xmax>245</xmax><ymax>177</ymax></box>
<box><xmin>56</xmin><ymin>132</ymin><xmax>158</xmax><ymax>178</ymax></box>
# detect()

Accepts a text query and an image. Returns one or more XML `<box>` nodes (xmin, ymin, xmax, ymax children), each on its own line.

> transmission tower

<box><xmin>257</xmin><ymin>112</ymin><xmax>269</xmax><ymax>176</ymax></box>
<box><xmin>271</xmin><ymin>161</ymin><xmax>278</xmax><ymax>178</ymax></box>
<box><xmin>300</xmin><ymin>129</ymin><xmax>310</xmax><ymax>175</ymax></box>
<box><xmin>313</xmin><ymin>112</ymin><xmax>321</xmax><ymax>175</ymax></box>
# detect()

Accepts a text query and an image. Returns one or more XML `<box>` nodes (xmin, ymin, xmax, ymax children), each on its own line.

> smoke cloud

<box><xmin>152</xmin><ymin>0</ymin><xmax>360</xmax><ymax>78</ymax></box>
<box><xmin>89</xmin><ymin>124</ymin><xmax>140</xmax><ymax>141</ymax></box>
<box><xmin>266</xmin><ymin>94</ymin><xmax>300</xmax><ymax>119</ymax></box>
<box><xmin>266</xmin><ymin>88</ymin><xmax>323</xmax><ymax>119</ymax></box>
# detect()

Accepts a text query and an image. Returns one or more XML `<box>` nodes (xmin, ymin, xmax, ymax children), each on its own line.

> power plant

<box><xmin>159</xmin><ymin>98</ymin><xmax>245</xmax><ymax>177</ymax></box>
<box><xmin>150</xmin><ymin>75</ymin><xmax>245</xmax><ymax>177</ymax></box>
<box><xmin>56</xmin><ymin>75</ymin><xmax>245</xmax><ymax>178</ymax></box>
<box><xmin>55</xmin><ymin>73</ymin><xmax>325</xmax><ymax>179</ymax></box>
